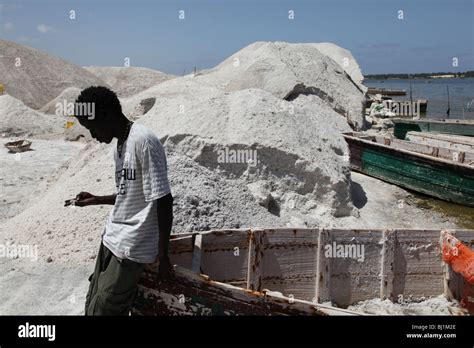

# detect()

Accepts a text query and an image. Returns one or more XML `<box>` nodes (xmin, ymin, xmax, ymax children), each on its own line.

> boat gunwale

<box><xmin>392</xmin><ymin>118</ymin><xmax>474</xmax><ymax>125</ymax></box>
<box><xmin>343</xmin><ymin>132</ymin><xmax>474</xmax><ymax>172</ymax></box>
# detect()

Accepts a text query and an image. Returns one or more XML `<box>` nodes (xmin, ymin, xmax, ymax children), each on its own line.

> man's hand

<box><xmin>64</xmin><ymin>192</ymin><xmax>97</xmax><ymax>207</ymax></box>
<box><xmin>157</xmin><ymin>256</ymin><xmax>173</xmax><ymax>281</ymax></box>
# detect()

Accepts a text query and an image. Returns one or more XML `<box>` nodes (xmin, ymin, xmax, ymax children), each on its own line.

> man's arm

<box><xmin>95</xmin><ymin>194</ymin><xmax>117</xmax><ymax>205</ymax></box>
<box><xmin>64</xmin><ymin>192</ymin><xmax>117</xmax><ymax>207</ymax></box>
<box><xmin>156</xmin><ymin>193</ymin><xmax>173</xmax><ymax>279</ymax></box>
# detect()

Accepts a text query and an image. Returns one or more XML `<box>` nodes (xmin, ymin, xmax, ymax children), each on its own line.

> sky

<box><xmin>0</xmin><ymin>0</ymin><xmax>472</xmax><ymax>75</ymax></box>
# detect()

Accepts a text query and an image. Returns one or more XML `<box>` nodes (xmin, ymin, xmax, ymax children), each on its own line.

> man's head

<box><xmin>75</xmin><ymin>86</ymin><xmax>124</xmax><ymax>143</ymax></box>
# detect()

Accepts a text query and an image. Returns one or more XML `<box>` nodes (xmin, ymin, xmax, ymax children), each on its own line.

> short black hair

<box><xmin>75</xmin><ymin>86</ymin><xmax>122</xmax><ymax>123</ymax></box>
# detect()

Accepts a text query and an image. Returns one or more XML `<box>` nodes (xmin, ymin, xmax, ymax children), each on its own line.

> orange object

<box><xmin>442</xmin><ymin>232</ymin><xmax>474</xmax><ymax>312</ymax></box>
<box><xmin>442</xmin><ymin>233</ymin><xmax>474</xmax><ymax>285</ymax></box>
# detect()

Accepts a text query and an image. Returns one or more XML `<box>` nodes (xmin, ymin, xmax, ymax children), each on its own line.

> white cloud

<box><xmin>4</xmin><ymin>22</ymin><xmax>14</xmax><ymax>31</ymax></box>
<box><xmin>37</xmin><ymin>24</ymin><xmax>52</xmax><ymax>34</ymax></box>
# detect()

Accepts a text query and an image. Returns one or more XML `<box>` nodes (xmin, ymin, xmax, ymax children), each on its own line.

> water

<box><xmin>364</xmin><ymin>78</ymin><xmax>474</xmax><ymax>120</ymax></box>
<box><xmin>365</xmin><ymin>78</ymin><xmax>474</xmax><ymax>227</ymax></box>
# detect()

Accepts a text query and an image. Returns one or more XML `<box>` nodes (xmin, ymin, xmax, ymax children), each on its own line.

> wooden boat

<box><xmin>343</xmin><ymin>132</ymin><xmax>474</xmax><ymax>207</ymax></box>
<box><xmin>393</xmin><ymin>118</ymin><xmax>474</xmax><ymax>139</ymax></box>
<box><xmin>367</xmin><ymin>88</ymin><xmax>406</xmax><ymax>96</ymax></box>
<box><xmin>131</xmin><ymin>228</ymin><xmax>474</xmax><ymax>316</ymax></box>
<box><xmin>405</xmin><ymin>132</ymin><xmax>474</xmax><ymax>153</ymax></box>
<box><xmin>4</xmin><ymin>139</ymin><xmax>31</xmax><ymax>153</ymax></box>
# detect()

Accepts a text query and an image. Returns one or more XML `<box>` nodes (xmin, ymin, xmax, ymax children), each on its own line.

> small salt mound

<box><xmin>0</xmin><ymin>95</ymin><xmax>64</xmax><ymax>138</ymax></box>
<box><xmin>0</xmin><ymin>39</ymin><xmax>108</xmax><ymax>109</ymax></box>
<box><xmin>84</xmin><ymin>66</ymin><xmax>175</xmax><ymax>97</ymax></box>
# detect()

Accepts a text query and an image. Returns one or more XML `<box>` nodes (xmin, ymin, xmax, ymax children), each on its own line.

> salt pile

<box><xmin>39</xmin><ymin>87</ymin><xmax>82</xmax><ymax>115</ymax></box>
<box><xmin>84</xmin><ymin>66</ymin><xmax>175</xmax><ymax>98</ymax></box>
<box><xmin>0</xmin><ymin>94</ymin><xmax>64</xmax><ymax>138</ymax></box>
<box><xmin>0</xmin><ymin>39</ymin><xmax>107</xmax><ymax>109</ymax></box>
<box><xmin>190</xmin><ymin>41</ymin><xmax>367</xmax><ymax>130</ymax></box>
<box><xmin>138</xmin><ymin>85</ymin><xmax>354</xmax><ymax>220</ymax></box>
<box><xmin>311</xmin><ymin>42</ymin><xmax>366</xmax><ymax>92</ymax></box>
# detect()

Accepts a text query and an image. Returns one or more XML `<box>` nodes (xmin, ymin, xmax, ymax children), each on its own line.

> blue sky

<box><xmin>0</xmin><ymin>0</ymin><xmax>472</xmax><ymax>75</ymax></box>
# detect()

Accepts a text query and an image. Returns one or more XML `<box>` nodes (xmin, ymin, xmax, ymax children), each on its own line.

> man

<box><xmin>64</xmin><ymin>86</ymin><xmax>173</xmax><ymax>315</ymax></box>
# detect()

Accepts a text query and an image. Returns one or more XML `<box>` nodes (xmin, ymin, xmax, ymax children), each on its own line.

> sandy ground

<box><xmin>336</xmin><ymin>172</ymin><xmax>459</xmax><ymax>229</ymax></box>
<box><xmin>0</xmin><ymin>138</ymin><xmax>85</xmax><ymax>222</ymax></box>
<box><xmin>0</xmin><ymin>258</ymin><xmax>90</xmax><ymax>315</ymax></box>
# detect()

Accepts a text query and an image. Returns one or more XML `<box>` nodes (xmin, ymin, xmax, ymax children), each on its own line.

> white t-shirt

<box><xmin>102</xmin><ymin>123</ymin><xmax>171</xmax><ymax>263</ymax></box>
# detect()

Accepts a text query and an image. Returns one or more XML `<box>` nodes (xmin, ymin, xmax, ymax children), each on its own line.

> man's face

<box><xmin>78</xmin><ymin>119</ymin><xmax>114</xmax><ymax>143</ymax></box>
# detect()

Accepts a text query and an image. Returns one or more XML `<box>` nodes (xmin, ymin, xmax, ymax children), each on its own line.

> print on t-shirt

<box><xmin>116</xmin><ymin>151</ymin><xmax>136</xmax><ymax>195</ymax></box>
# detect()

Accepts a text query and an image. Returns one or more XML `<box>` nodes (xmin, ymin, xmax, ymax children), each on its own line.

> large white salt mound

<box><xmin>311</xmin><ymin>42</ymin><xmax>366</xmax><ymax>92</ymax></box>
<box><xmin>193</xmin><ymin>41</ymin><xmax>367</xmax><ymax>130</ymax></box>
<box><xmin>0</xmin><ymin>40</ymin><xmax>108</xmax><ymax>109</ymax></box>
<box><xmin>84</xmin><ymin>66</ymin><xmax>175</xmax><ymax>97</ymax></box>
<box><xmin>0</xmin><ymin>95</ymin><xmax>64</xmax><ymax>138</ymax></box>
<box><xmin>131</xmin><ymin>78</ymin><xmax>354</xmax><ymax>221</ymax></box>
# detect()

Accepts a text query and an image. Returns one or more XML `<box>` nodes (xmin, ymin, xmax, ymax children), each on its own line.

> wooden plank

<box><xmin>328</xmin><ymin>229</ymin><xmax>383</xmax><ymax>307</ymax></box>
<box><xmin>393</xmin><ymin>118</ymin><xmax>474</xmax><ymax>139</ymax></box>
<box><xmin>406</xmin><ymin>132</ymin><xmax>474</xmax><ymax>153</ymax></box>
<box><xmin>373</xmin><ymin>135</ymin><xmax>474</xmax><ymax>164</ymax></box>
<box><xmin>246</xmin><ymin>229</ymin><xmax>266</xmax><ymax>291</ymax></box>
<box><xmin>394</xmin><ymin>230</ymin><xmax>444</xmax><ymax>298</ymax></box>
<box><xmin>200</xmin><ymin>229</ymin><xmax>250</xmax><ymax>285</ymax></box>
<box><xmin>261</xmin><ymin>229</ymin><xmax>319</xmax><ymax>301</ymax></box>
<box><xmin>191</xmin><ymin>234</ymin><xmax>202</xmax><ymax>273</ymax></box>
<box><xmin>379</xmin><ymin>230</ymin><xmax>395</xmax><ymax>301</ymax></box>
<box><xmin>315</xmin><ymin>229</ymin><xmax>331</xmax><ymax>303</ymax></box>
<box><xmin>133</xmin><ymin>265</ymin><xmax>360</xmax><ymax>316</ymax></box>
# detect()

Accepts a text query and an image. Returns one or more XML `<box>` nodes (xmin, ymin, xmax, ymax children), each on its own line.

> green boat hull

<box><xmin>393</xmin><ymin>119</ymin><xmax>474</xmax><ymax>139</ymax></box>
<box><xmin>344</xmin><ymin>135</ymin><xmax>474</xmax><ymax>207</ymax></box>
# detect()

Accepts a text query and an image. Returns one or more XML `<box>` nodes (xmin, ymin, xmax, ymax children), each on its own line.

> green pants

<box><xmin>85</xmin><ymin>243</ymin><xmax>144</xmax><ymax>315</ymax></box>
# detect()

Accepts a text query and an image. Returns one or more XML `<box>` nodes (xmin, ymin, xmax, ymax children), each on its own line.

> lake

<box><xmin>364</xmin><ymin>78</ymin><xmax>474</xmax><ymax>120</ymax></box>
